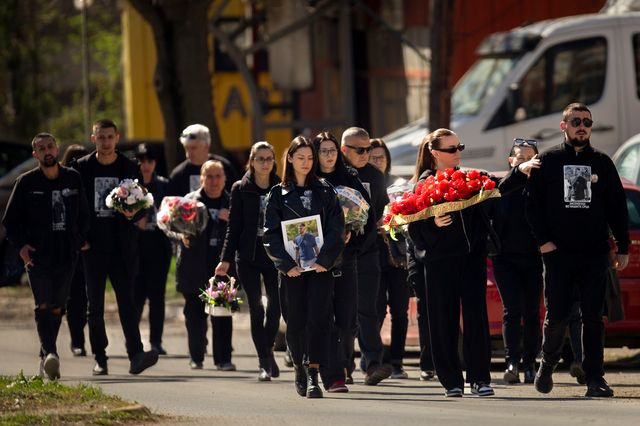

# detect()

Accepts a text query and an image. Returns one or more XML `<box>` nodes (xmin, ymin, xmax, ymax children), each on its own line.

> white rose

<box><xmin>126</xmin><ymin>195</ymin><xmax>137</xmax><ymax>205</ymax></box>
<box><xmin>105</xmin><ymin>194</ymin><xmax>114</xmax><ymax>208</ymax></box>
<box><xmin>145</xmin><ymin>193</ymin><xmax>154</xmax><ymax>206</ymax></box>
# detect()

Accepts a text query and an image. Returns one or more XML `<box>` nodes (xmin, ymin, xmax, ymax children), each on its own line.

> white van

<box><xmin>386</xmin><ymin>12</ymin><xmax>640</xmax><ymax>177</ymax></box>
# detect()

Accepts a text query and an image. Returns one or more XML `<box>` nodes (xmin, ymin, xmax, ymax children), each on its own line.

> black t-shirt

<box><xmin>201</xmin><ymin>193</ymin><xmax>225</xmax><ymax>267</ymax></box>
<box><xmin>168</xmin><ymin>155</ymin><xmax>238</xmax><ymax>196</ymax></box>
<box><xmin>355</xmin><ymin>163</ymin><xmax>389</xmax><ymax>222</ymax></box>
<box><xmin>295</xmin><ymin>186</ymin><xmax>313</xmax><ymax>213</ymax></box>
<box><xmin>74</xmin><ymin>152</ymin><xmax>139</xmax><ymax>252</ymax></box>
<box><xmin>256</xmin><ymin>185</ymin><xmax>270</xmax><ymax>238</ymax></box>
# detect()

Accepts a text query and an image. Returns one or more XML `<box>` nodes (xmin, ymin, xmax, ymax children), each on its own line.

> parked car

<box><xmin>613</xmin><ymin>133</ymin><xmax>640</xmax><ymax>186</ymax></box>
<box><xmin>381</xmin><ymin>178</ymin><xmax>640</xmax><ymax>350</ymax></box>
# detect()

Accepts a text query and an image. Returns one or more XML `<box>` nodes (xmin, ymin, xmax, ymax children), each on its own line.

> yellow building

<box><xmin>120</xmin><ymin>0</ymin><xmax>292</xmax><ymax>162</ymax></box>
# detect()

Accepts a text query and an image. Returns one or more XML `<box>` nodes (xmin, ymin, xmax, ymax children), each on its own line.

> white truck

<box><xmin>386</xmin><ymin>11</ymin><xmax>640</xmax><ymax>177</ymax></box>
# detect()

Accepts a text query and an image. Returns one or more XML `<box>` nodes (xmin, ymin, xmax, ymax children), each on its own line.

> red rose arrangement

<box><xmin>383</xmin><ymin>168</ymin><xmax>499</xmax><ymax>228</ymax></box>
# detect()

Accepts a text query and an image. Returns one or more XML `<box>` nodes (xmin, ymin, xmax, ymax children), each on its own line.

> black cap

<box><xmin>135</xmin><ymin>143</ymin><xmax>157</xmax><ymax>160</ymax></box>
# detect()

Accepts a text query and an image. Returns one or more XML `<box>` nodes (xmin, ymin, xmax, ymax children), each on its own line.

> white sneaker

<box><xmin>43</xmin><ymin>353</ymin><xmax>60</xmax><ymax>380</ymax></box>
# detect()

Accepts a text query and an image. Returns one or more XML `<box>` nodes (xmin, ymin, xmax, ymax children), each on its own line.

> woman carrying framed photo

<box><xmin>263</xmin><ymin>136</ymin><xmax>345</xmax><ymax>399</ymax></box>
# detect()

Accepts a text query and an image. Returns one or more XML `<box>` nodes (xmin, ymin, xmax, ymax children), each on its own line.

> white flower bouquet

<box><xmin>335</xmin><ymin>185</ymin><xmax>370</xmax><ymax>235</ymax></box>
<box><xmin>105</xmin><ymin>179</ymin><xmax>154</xmax><ymax>216</ymax></box>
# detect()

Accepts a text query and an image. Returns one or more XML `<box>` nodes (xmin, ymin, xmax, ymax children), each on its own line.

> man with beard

<box><xmin>526</xmin><ymin>103</ymin><xmax>629</xmax><ymax>397</ymax></box>
<box><xmin>2</xmin><ymin>133</ymin><xmax>89</xmax><ymax>380</ymax></box>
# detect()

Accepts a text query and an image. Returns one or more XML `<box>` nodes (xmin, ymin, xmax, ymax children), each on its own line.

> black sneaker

<box><xmin>569</xmin><ymin>361</ymin><xmax>587</xmax><ymax>385</ymax></box>
<box><xmin>151</xmin><ymin>344</ymin><xmax>167</xmax><ymax>356</ymax></box>
<box><xmin>129</xmin><ymin>350</ymin><xmax>159</xmax><ymax>375</ymax></box>
<box><xmin>523</xmin><ymin>365</ymin><xmax>536</xmax><ymax>384</ymax></box>
<box><xmin>471</xmin><ymin>382</ymin><xmax>495</xmax><ymax>396</ymax></box>
<box><xmin>534</xmin><ymin>362</ymin><xmax>554</xmax><ymax>394</ymax></box>
<box><xmin>503</xmin><ymin>362</ymin><xmax>520</xmax><ymax>384</ymax></box>
<box><xmin>189</xmin><ymin>360</ymin><xmax>203</xmax><ymax>370</ymax></box>
<box><xmin>364</xmin><ymin>363</ymin><xmax>392</xmax><ymax>386</ymax></box>
<box><xmin>420</xmin><ymin>370</ymin><xmax>435</xmax><ymax>381</ymax></box>
<box><xmin>294</xmin><ymin>365</ymin><xmax>307</xmax><ymax>397</ymax></box>
<box><xmin>585</xmin><ymin>378</ymin><xmax>614</xmax><ymax>397</ymax></box>
<box><xmin>445</xmin><ymin>387</ymin><xmax>463</xmax><ymax>397</ymax></box>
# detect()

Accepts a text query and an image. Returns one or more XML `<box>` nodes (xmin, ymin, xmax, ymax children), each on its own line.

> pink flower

<box><xmin>116</xmin><ymin>186</ymin><xmax>129</xmax><ymax>198</ymax></box>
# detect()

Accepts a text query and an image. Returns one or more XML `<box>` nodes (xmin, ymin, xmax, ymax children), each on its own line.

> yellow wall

<box><xmin>121</xmin><ymin>1</ymin><xmax>292</xmax><ymax>154</ymax></box>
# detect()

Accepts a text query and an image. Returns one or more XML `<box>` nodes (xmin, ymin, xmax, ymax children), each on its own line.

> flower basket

<box><xmin>384</xmin><ymin>168</ymin><xmax>500</xmax><ymax>229</ymax></box>
<box><xmin>205</xmin><ymin>305</ymin><xmax>233</xmax><ymax>317</ymax></box>
<box><xmin>200</xmin><ymin>275</ymin><xmax>242</xmax><ymax>317</ymax></box>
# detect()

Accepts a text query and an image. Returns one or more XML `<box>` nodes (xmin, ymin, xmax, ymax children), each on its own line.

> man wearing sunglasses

<box><xmin>168</xmin><ymin>124</ymin><xmax>238</xmax><ymax>196</ymax></box>
<box><xmin>340</xmin><ymin>127</ymin><xmax>392</xmax><ymax>385</ymax></box>
<box><xmin>526</xmin><ymin>103</ymin><xmax>629</xmax><ymax>398</ymax></box>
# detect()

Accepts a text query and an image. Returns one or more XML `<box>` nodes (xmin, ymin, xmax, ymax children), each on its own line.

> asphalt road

<box><xmin>1</xmin><ymin>312</ymin><xmax>640</xmax><ymax>426</ymax></box>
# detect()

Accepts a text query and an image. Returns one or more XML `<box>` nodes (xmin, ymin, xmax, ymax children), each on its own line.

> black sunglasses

<box><xmin>181</xmin><ymin>133</ymin><xmax>198</xmax><ymax>140</ymax></box>
<box><xmin>567</xmin><ymin>117</ymin><xmax>593</xmax><ymax>128</ymax></box>
<box><xmin>344</xmin><ymin>144</ymin><xmax>372</xmax><ymax>155</ymax></box>
<box><xmin>513</xmin><ymin>138</ymin><xmax>538</xmax><ymax>147</ymax></box>
<box><xmin>432</xmin><ymin>144</ymin><xmax>465</xmax><ymax>154</ymax></box>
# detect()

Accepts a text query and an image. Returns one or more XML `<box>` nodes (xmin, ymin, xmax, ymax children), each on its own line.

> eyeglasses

<box><xmin>318</xmin><ymin>148</ymin><xmax>338</xmax><ymax>156</ymax></box>
<box><xmin>432</xmin><ymin>144</ymin><xmax>465</xmax><ymax>154</ymax></box>
<box><xmin>344</xmin><ymin>144</ymin><xmax>372</xmax><ymax>155</ymax></box>
<box><xmin>566</xmin><ymin>117</ymin><xmax>593</xmax><ymax>128</ymax></box>
<box><xmin>513</xmin><ymin>138</ymin><xmax>538</xmax><ymax>147</ymax></box>
<box><xmin>254</xmin><ymin>157</ymin><xmax>274</xmax><ymax>165</ymax></box>
<box><xmin>181</xmin><ymin>133</ymin><xmax>198</xmax><ymax>140</ymax></box>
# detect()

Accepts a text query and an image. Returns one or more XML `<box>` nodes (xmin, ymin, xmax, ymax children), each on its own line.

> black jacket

<box><xmin>526</xmin><ymin>142</ymin><xmax>629</xmax><ymax>255</ymax></box>
<box><xmin>175</xmin><ymin>188</ymin><xmax>230</xmax><ymax>294</ymax></box>
<box><xmin>220</xmin><ymin>172</ymin><xmax>280</xmax><ymax>264</ymax></box>
<box><xmin>407</xmin><ymin>169</ymin><xmax>492</xmax><ymax>262</ymax></box>
<box><xmin>354</xmin><ymin>163</ymin><xmax>389</xmax><ymax>253</ymax></box>
<box><xmin>168</xmin><ymin>154</ymin><xmax>238</xmax><ymax>195</ymax></box>
<box><xmin>490</xmin><ymin>166</ymin><xmax>539</xmax><ymax>256</ymax></box>
<box><xmin>2</xmin><ymin>165</ymin><xmax>89</xmax><ymax>268</ymax></box>
<box><xmin>317</xmin><ymin>167</ymin><xmax>375</xmax><ymax>260</ymax></box>
<box><xmin>263</xmin><ymin>177</ymin><xmax>345</xmax><ymax>274</ymax></box>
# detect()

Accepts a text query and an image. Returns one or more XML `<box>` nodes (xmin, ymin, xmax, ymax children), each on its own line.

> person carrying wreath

<box><xmin>407</xmin><ymin>128</ymin><xmax>495</xmax><ymax>398</ymax></box>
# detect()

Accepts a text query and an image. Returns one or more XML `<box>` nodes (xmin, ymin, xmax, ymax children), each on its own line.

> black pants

<box><xmin>411</xmin><ymin>262</ymin><xmax>434</xmax><ymax>371</ymax></box>
<box><xmin>540</xmin><ymin>250</ymin><xmax>608</xmax><ymax>382</ymax></box>
<box><xmin>377</xmin><ymin>266</ymin><xmax>409</xmax><ymax>365</ymax></box>
<box><xmin>280</xmin><ymin>271</ymin><xmax>333</xmax><ymax>366</ymax></box>
<box><xmin>66</xmin><ymin>261</ymin><xmax>87</xmax><ymax>350</ymax></box>
<box><xmin>492</xmin><ymin>254</ymin><xmax>543</xmax><ymax>366</ymax></box>
<box><xmin>83</xmin><ymin>250</ymin><xmax>143</xmax><ymax>362</ymax></box>
<box><xmin>134</xmin><ymin>233</ymin><xmax>172</xmax><ymax>347</ymax></box>
<box><xmin>236</xmin><ymin>258</ymin><xmax>280</xmax><ymax>366</ymax></box>
<box><xmin>425</xmin><ymin>252</ymin><xmax>492</xmax><ymax>390</ymax></box>
<box><xmin>28</xmin><ymin>262</ymin><xmax>74</xmax><ymax>357</ymax></box>
<box><xmin>356</xmin><ymin>250</ymin><xmax>384</xmax><ymax>371</ymax></box>
<box><xmin>320</xmin><ymin>260</ymin><xmax>358</xmax><ymax>386</ymax></box>
<box><xmin>568</xmin><ymin>301</ymin><xmax>583</xmax><ymax>361</ymax></box>
<box><xmin>182</xmin><ymin>292</ymin><xmax>233</xmax><ymax>364</ymax></box>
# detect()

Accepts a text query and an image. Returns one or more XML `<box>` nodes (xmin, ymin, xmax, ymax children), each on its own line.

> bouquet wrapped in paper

<box><xmin>105</xmin><ymin>179</ymin><xmax>154</xmax><ymax>216</ymax></box>
<box><xmin>383</xmin><ymin>168</ymin><xmax>499</xmax><ymax>229</ymax></box>
<box><xmin>200</xmin><ymin>275</ymin><xmax>243</xmax><ymax>316</ymax></box>
<box><xmin>157</xmin><ymin>196</ymin><xmax>209</xmax><ymax>237</ymax></box>
<box><xmin>335</xmin><ymin>185</ymin><xmax>370</xmax><ymax>235</ymax></box>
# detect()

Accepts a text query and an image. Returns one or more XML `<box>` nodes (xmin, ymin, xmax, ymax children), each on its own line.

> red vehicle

<box><xmin>381</xmin><ymin>178</ymin><xmax>640</xmax><ymax>350</ymax></box>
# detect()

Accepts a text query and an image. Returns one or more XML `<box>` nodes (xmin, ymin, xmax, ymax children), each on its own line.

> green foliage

<box><xmin>0</xmin><ymin>373</ymin><xmax>155</xmax><ymax>425</ymax></box>
<box><xmin>0</xmin><ymin>0</ymin><xmax>123</xmax><ymax>144</ymax></box>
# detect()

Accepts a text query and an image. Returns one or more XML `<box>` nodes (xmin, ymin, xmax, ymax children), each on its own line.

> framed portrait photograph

<box><xmin>281</xmin><ymin>214</ymin><xmax>324</xmax><ymax>272</ymax></box>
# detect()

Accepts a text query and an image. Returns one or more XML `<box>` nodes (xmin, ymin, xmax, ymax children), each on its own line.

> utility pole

<box><xmin>428</xmin><ymin>0</ymin><xmax>454</xmax><ymax>131</ymax></box>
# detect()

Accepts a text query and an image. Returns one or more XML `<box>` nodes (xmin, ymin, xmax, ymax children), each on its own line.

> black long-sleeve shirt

<box><xmin>2</xmin><ymin>165</ymin><xmax>89</xmax><ymax>268</ymax></box>
<box><xmin>526</xmin><ymin>142</ymin><xmax>629</xmax><ymax>255</ymax></box>
<box><xmin>168</xmin><ymin>154</ymin><xmax>238</xmax><ymax>196</ymax></box>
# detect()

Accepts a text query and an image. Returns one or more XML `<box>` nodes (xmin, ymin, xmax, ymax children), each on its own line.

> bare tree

<box><xmin>127</xmin><ymin>0</ymin><xmax>223</xmax><ymax>169</ymax></box>
<box><xmin>428</xmin><ymin>0</ymin><xmax>454</xmax><ymax>131</ymax></box>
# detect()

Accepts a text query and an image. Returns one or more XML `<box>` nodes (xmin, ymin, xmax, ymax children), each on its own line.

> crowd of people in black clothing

<box><xmin>2</xmin><ymin>102</ymin><xmax>629</xmax><ymax>399</ymax></box>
